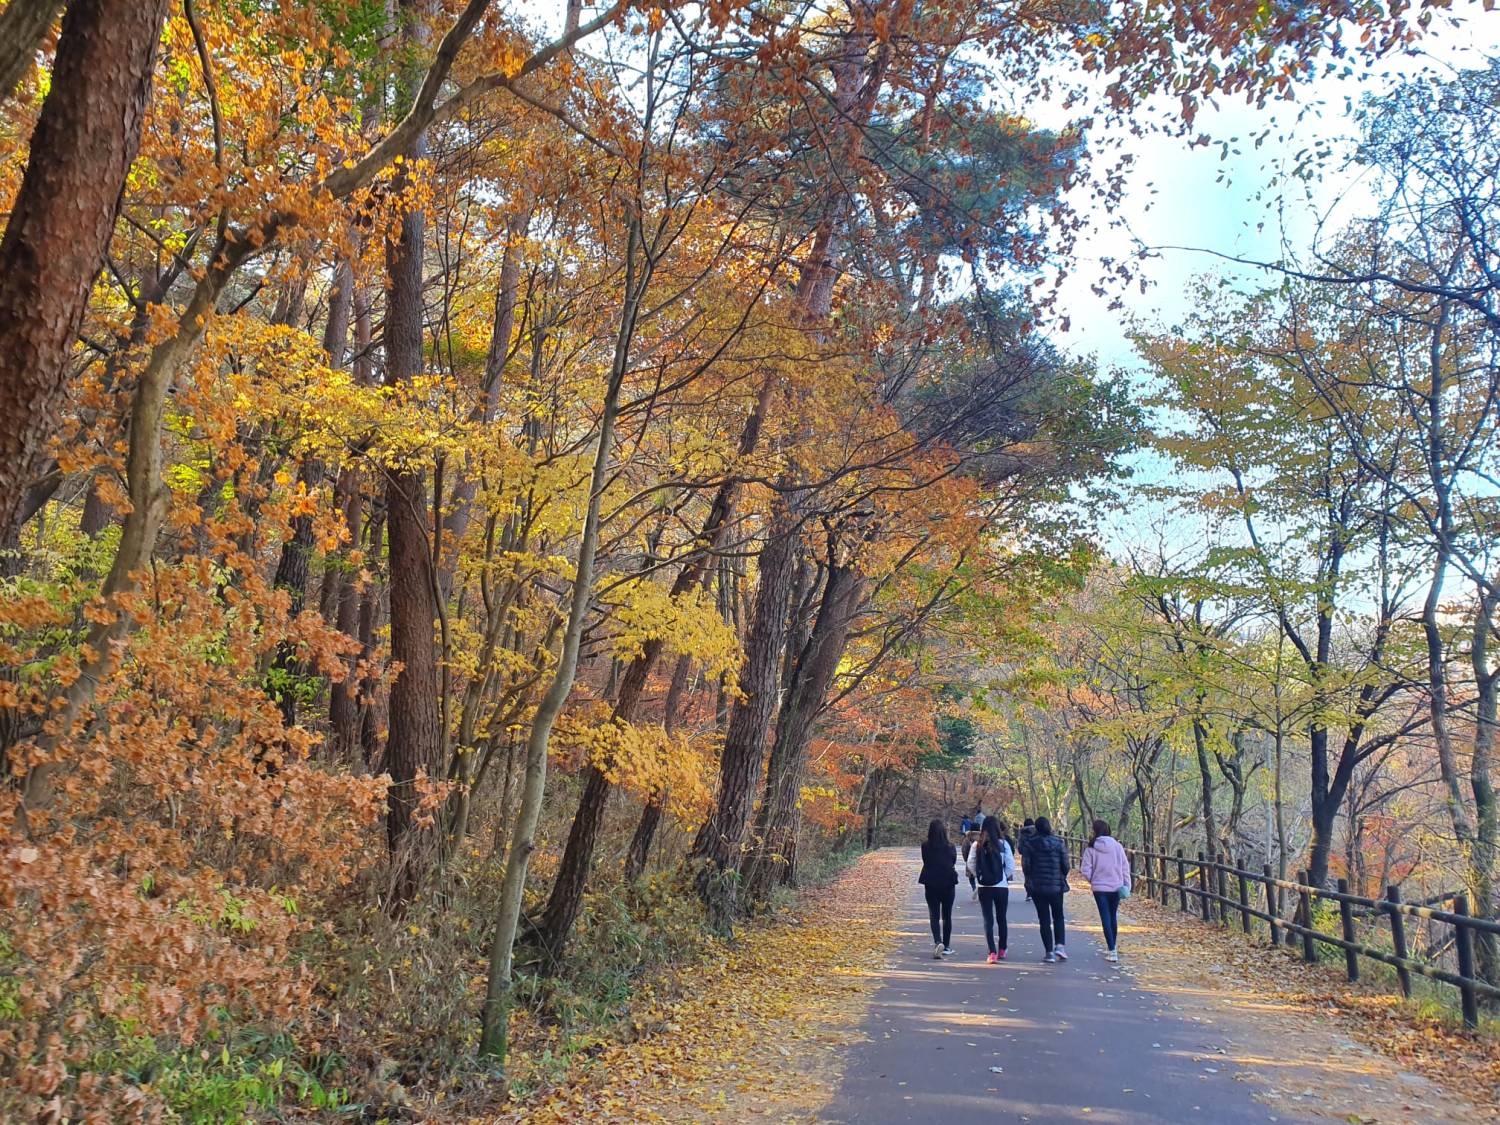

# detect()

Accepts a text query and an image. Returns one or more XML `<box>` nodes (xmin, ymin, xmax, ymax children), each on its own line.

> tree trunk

<box><xmin>0</xmin><ymin>0</ymin><xmax>63</xmax><ymax>99</ymax></box>
<box><xmin>1307</xmin><ymin>726</ymin><xmax>1336</xmax><ymax>888</ymax></box>
<box><xmin>382</xmin><ymin>3</ymin><xmax>442</xmax><ymax>909</ymax></box>
<box><xmin>1470</xmin><ymin>586</ymin><xmax>1499</xmax><ymax>986</ymax></box>
<box><xmin>327</xmin><ymin>283</ymin><xmax>374</xmax><ymax>763</ymax></box>
<box><xmin>624</xmin><ymin>654</ymin><xmax>697</xmax><ymax>882</ymax></box>
<box><xmin>532</xmin><ymin>371</ymin><xmax>780</xmax><ymax>956</ymax></box>
<box><xmin>0</xmin><ymin>0</ymin><xmax>171</xmax><ymax>544</ymax></box>
<box><xmin>690</xmin><ymin>498</ymin><xmax>800</xmax><ymax>926</ymax></box>
<box><xmin>743</xmin><ymin>561</ymin><xmax>864</xmax><ymax>903</ymax></box>
<box><xmin>479</xmin><ymin>213</ymin><xmax>639</xmax><ymax>1069</ymax></box>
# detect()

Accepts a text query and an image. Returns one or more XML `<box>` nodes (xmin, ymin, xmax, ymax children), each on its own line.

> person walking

<box><xmin>1026</xmin><ymin>816</ymin><xmax>1070</xmax><ymax>963</ymax></box>
<box><xmin>965</xmin><ymin>815</ymin><xmax>1014</xmax><ymax>963</ymax></box>
<box><xmin>1080</xmin><ymin>818</ymin><xmax>1131</xmax><ymax>962</ymax></box>
<box><xmin>918</xmin><ymin>819</ymin><xmax>959</xmax><ymax>959</ymax></box>
<box><xmin>1017</xmin><ymin>818</ymin><xmax>1038</xmax><ymax>902</ymax></box>
<box><xmin>960</xmin><ymin>827</ymin><xmax>981</xmax><ymax>900</ymax></box>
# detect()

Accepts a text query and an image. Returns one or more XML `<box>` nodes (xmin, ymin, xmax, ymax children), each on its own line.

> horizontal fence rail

<box><xmin>1060</xmin><ymin>834</ymin><xmax>1498</xmax><ymax>1028</ymax></box>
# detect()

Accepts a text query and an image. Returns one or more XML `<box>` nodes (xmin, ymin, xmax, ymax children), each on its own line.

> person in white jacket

<box><xmin>1080</xmin><ymin>818</ymin><xmax>1132</xmax><ymax>962</ymax></box>
<box><xmin>965</xmin><ymin>815</ymin><xmax>1015</xmax><ymax>963</ymax></box>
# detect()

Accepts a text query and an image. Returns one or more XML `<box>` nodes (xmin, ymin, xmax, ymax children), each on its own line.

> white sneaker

<box><xmin>933</xmin><ymin>942</ymin><xmax>944</xmax><ymax>960</ymax></box>
<box><xmin>1106</xmin><ymin>950</ymin><xmax>1119</xmax><ymax>962</ymax></box>
<box><xmin>943</xmin><ymin>946</ymin><xmax>955</xmax><ymax>957</ymax></box>
<box><xmin>1055</xmin><ymin>945</ymin><xmax>1068</xmax><ymax>961</ymax></box>
<box><xmin>1043</xmin><ymin>951</ymin><xmax>1057</xmax><ymax>963</ymax></box>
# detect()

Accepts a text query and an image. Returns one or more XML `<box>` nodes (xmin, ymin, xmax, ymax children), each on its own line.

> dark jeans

<box><xmin>925</xmin><ymin>883</ymin><xmax>955</xmax><ymax>947</ymax></box>
<box><xmin>1033</xmin><ymin>891</ymin><xmax>1066</xmax><ymax>951</ymax></box>
<box><xmin>978</xmin><ymin>885</ymin><xmax>1009</xmax><ymax>953</ymax></box>
<box><xmin>1094</xmin><ymin>890</ymin><xmax>1121</xmax><ymax>950</ymax></box>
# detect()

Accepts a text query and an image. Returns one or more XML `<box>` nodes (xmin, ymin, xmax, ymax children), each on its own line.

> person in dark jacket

<box><xmin>960</xmin><ymin>827</ymin><xmax>981</xmax><ymax>899</ymax></box>
<box><xmin>918</xmin><ymin>818</ymin><xmax>960</xmax><ymax>958</ymax></box>
<box><xmin>1027</xmin><ymin>816</ymin><xmax>1071</xmax><ymax>963</ymax></box>
<box><xmin>1017</xmin><ymin>818</ymin><xmax>1038</xmax><ymax>901</ymax></box>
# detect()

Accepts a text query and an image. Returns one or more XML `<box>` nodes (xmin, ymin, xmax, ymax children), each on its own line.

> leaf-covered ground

<box><xmin>1107</xmin><ymin>889</ymin><xmax>1500</xmax><ymax>1121</ymax></box>
<box><xmin>492</xmin><ymin>849</ymin><xmax>910</xmax><ymax>1123</ymax></box>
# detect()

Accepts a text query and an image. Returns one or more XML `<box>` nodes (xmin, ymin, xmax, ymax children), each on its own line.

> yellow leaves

<box><xmin>601</xmin><ymin>580</ymin><xmax>741</xmax><ymax>684</ymax></box>
<box><xmin>555</xmin><ymin>716</ymin><xmax>716</xmax><ymax>821</ymax></box>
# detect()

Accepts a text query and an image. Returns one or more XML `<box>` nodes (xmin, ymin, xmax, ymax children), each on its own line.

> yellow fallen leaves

<box><xmin>492</xmin><ymin>850</ymin><xmax>910</xmax><ymax>1124</ymax></box>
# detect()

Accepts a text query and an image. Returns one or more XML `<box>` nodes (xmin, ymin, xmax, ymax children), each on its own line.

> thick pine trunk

<box><xmin>0</xmin><ymin>0</ymin><xmax>171</xmax><ymax>544</ymax></box>
<box><xmin>743</xmin><ymin>562</ymin><xmax>863</xmax><ymax>903</ymax></box>
<box><xmin>690</xmin><ymin>500</ymin><xmax>799</xmax><ymax>926</ymax></box>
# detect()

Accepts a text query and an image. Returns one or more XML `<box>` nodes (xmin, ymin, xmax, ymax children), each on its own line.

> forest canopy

<box><xmin>0</xmin><ymin>0</ymin><xmax>1493</xmax><ymax>1120</ymax></box>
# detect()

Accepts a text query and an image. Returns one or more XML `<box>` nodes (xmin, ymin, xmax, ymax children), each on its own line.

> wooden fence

<box><xmin>1060</xmin><ymin>835</ymin><xmax>1499</xmax><ymax>1028</ymax></box>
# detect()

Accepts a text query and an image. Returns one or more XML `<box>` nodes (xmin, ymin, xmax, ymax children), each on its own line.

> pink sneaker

<box><xmin>997</xmin><ymin>948</ymin><xmax>1007</xmax><ymax>960</ymax></box>
<box><xmin>986</xmin><ymin>952</ymin><xmax>998</xmax><ymax>964</ymax></box>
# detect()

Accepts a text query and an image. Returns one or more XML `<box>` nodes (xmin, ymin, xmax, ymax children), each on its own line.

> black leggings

<box><xmin>978</xmin><ymin>886</ymin><xmax>1009</xmax><ymax>953</ymax></box>
<box><xmin>925</xmin><ymin>883</ymin><xmax>955</xmax><ymax>947</ymax></box>
<box><xmin>1033</xmin><ymin>891</ymin><xmax>1066</xmax><ymax>951</ymax></box>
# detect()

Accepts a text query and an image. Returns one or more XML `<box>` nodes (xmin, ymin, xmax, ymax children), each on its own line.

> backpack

<box><xmin>975</xmin><ymin>842</ymin><xmax>1007</xmax><ymax>887</ymax></box>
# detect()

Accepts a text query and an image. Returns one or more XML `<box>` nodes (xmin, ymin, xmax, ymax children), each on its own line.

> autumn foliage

<box><xmin>0</xmin><ymin>0</ymin><xmax>1461</xmax><ymax>1119</ymax></box>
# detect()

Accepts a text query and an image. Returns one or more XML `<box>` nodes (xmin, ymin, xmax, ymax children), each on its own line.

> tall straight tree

<box><xmin>0</xmin><ymin>0</ymin><xmax>172</xmax><ymax>544</ymax></box>
<box><xmin>382</xmin><ymin>0</ymin><xmax>446</xmax><ymax>909</ymax></box>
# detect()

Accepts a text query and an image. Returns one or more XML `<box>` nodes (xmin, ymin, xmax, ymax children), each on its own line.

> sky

<box><xmin>1019</xmin><ymin>9</ymin><xmax>1500</xmax><ymax>552</ymax></box>
<box><xmin>1039</xmin><ymin>9</ymin><xmax>1498</xmax><ymax>374</ymax></box>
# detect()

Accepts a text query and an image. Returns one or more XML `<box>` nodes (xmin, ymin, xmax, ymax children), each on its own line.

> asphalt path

<box><xmin>822</xmin><ymin>851</ymin><xmax>1309</xmax><ymax>1124</ymax></box>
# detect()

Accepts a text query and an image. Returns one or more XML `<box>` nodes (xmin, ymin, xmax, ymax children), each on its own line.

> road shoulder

<box><xmin>1109</xmin><ymin>889</ymin><xmax>1498</xmax><ymax>1122</ymax></box>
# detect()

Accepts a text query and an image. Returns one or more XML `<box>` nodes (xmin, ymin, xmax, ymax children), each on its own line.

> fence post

<box><xmin>1385</xmin><ymin>885</ymin><xmax>1411</xmax><ymax>999</ymax></box>
<box><xmin>1216</xmin><ymin>864</ymin><xmax>1230</xmax><ymax>926</ymax></box>
<box><xmin>1297</xmin><ymin>870</ymin><xmax>1316</xmax><ymax>963</ymax></box>
<box><xmin>1453</xmin><ymin>895</ymin><xmax>1480</xmax><ymax>1029</ymax></box>
<box><xmin>1263</xmin><ymin>864</ymin><xmax>1279</xmax><ymax>945</ymax></box>
<box><xmin>1176</xmin><ymin>850</ymin><xmax>1188</xmax><ymax>913</ymax></box>
<box><xmin>1158</xmin><ymin>854</ymin><xmax>1169</xmax><ymax>905</ymax></box>
<box><xmin>1237</xmin><ymin>859</ymin><xmax>1251</xmax><ymax>934</ymax></box>
<box><xmin>1336</xmin><ymin>878</ymin><xmax>1359</xmax><ymax>982</ymax></box>
<box><xmin>1197</xmin><ymin>852</ymin><xmax>1212</xmax><ymax>922</ymax></box>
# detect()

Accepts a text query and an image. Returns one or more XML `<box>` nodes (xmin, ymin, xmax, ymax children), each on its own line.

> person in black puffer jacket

<box><xmin>1017</xmin><ymin>818</ymin><xmax>1038</xmax><ymax>901</ymax></box>
<box><xmin>918</xmin><ymin>819</ymin><xmax>960</xmax><ymax>958</ymax></box>
<box><xmin>1027</xmin><ymin>817</ymin><xmax>1070</xmax><ymax>963</ymax></box>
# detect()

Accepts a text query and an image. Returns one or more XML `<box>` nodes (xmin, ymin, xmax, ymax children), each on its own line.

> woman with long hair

<box><xmin>964</xmin><ymin>814</ymin><xmax>1014</xmax><ymax>963</ymax></box>
<box><xmin>918</xmin><ymin>818</ymin><xmax>960</xmax><ymax>958</ymax></box>
<box><xmin>1081</xmin><ymin>818</ymin><xmax>1131</xmax><ymax>961</ymax></box>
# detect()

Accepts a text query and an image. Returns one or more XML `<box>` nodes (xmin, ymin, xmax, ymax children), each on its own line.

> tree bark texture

<box><xmin>382</xmin><ymin>191</ymin><xmax>444</xmax><ymax>907</ymax></box>
<box><xmin>381</xmin><ymin>2</ymin><xmax>442</xmax><ymax>904</ymax></box>
<box><xmin>743</xmin><ymin>561</ymin><xmax>864</xmax><ymax>903</ymax></box>
<box><xmin>0</xmin><ymin>0</ymin><xmax>171</xmax><ymax>544</ymax></box>
<box><xmin>690</xmin><ymin>499</ymin><xmax>800</xmax><ymax>926</ymax></box>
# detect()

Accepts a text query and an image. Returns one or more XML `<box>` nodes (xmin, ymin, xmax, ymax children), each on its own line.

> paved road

<box><xmin>823</xmin><ymin>856</ymin><xmax>1308</xmax><ymax>1124</ymax></box>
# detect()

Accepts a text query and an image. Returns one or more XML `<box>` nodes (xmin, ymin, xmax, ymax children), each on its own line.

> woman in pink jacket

<box><xmin>1080</xmin><ymin>819</ymin><xmax>1131</xmax><ymax>962</ymax></box>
